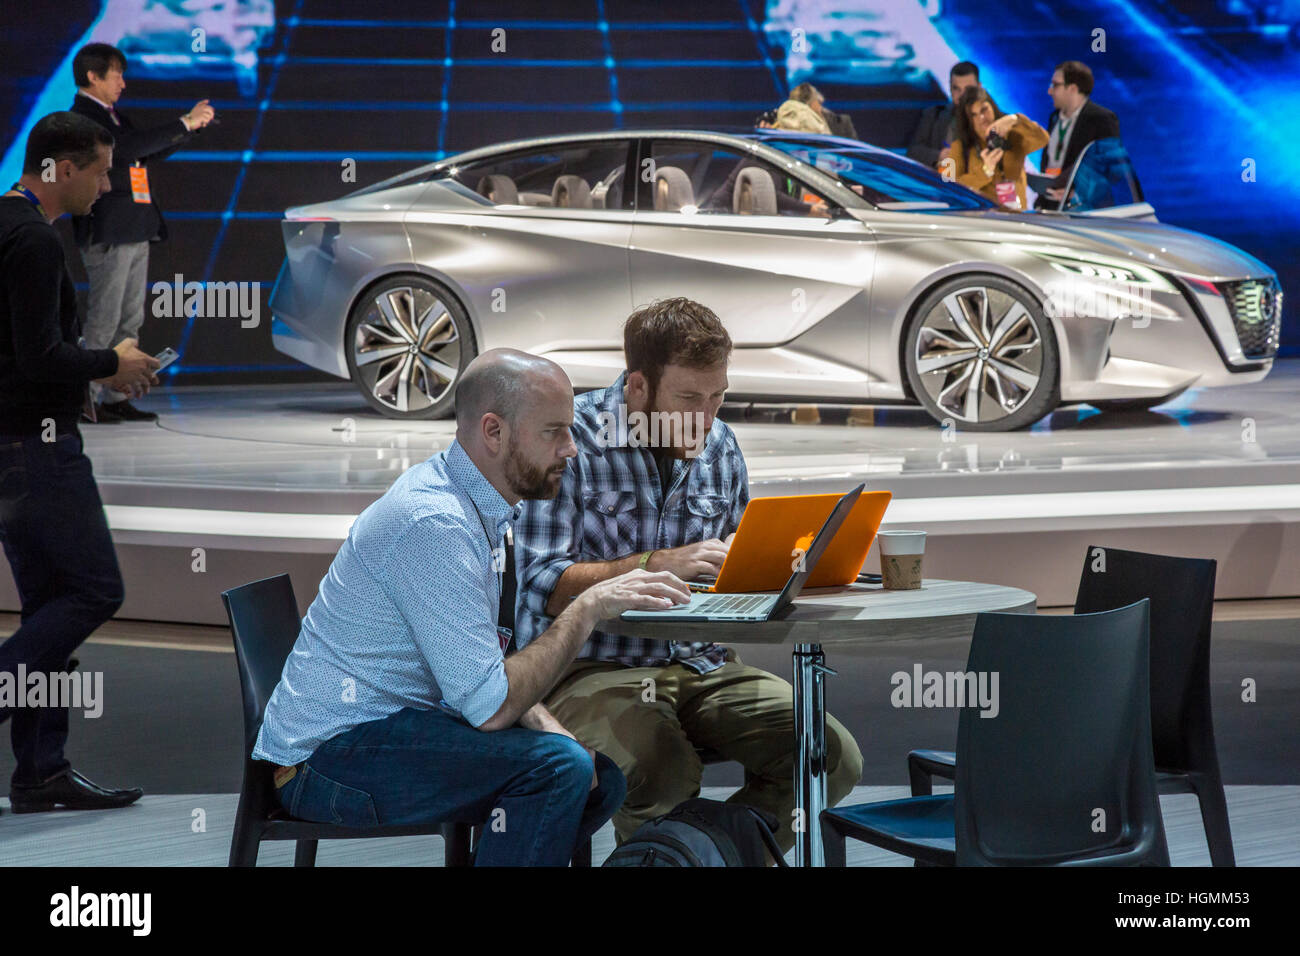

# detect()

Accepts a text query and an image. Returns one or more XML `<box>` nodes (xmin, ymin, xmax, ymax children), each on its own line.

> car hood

<box><xmin>968</xmin><ymin>209</ymin><xmax>1272</xmax><ymax>281</ymax></box>
<box><xmin>858</xmin><ymin>208</ymin><xmax>1274</xmax><ymax>281</ymax></box>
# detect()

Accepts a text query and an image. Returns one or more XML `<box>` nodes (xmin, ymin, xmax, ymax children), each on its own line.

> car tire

<box><xmin>344</xmin><ymin>275</ymin><xmax>477</xmax><ymax>420</ymax></box>
<box><xmin>1090</xmin><ymin>388</ymin><xmax>1188</xmax><ymax>413</ymax></box>
<box><xmin>903</xmin><ymin>275</ymin><xmax>1060</xmax><ymax>431</ymax></box>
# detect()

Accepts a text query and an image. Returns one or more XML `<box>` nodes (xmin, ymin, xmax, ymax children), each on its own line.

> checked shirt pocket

<box><xmin>685</xmin><ymin>494</ymin><xmax>729</xmax><ymax>543</ymax></box>
<box><xmin>288</xmin><ymin>764</ymin><xmax>380</xmax><ymax>828</ymax></box>
<box><xmin>583</xmin><ymin>490</ymin><xmax>643</xmax><ymax>559</ymax></box>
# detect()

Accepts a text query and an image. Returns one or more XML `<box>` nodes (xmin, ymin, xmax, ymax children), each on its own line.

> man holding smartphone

<box><xmin>0</xmin><ymin>112</ymin><xmax>158</xmax><ymax>812</ymax></box>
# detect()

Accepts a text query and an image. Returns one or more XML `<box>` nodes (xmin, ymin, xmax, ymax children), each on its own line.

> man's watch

<box><xmin>638</xmin><ymin>550</ymin><xmax>656</xmax><ymax>571</ymax></box>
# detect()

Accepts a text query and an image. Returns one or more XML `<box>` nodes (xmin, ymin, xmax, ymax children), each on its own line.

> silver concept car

<box><xmin>269</xmin><ymin>130</ymin><xmax>1281</xmax><ymax>430</ymax></box>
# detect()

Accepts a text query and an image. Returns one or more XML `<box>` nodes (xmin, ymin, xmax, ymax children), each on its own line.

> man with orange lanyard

<box><xmin>68</xmin><ymin>42</ymin><xmax>214</xmax><ymax>423</ymax></box>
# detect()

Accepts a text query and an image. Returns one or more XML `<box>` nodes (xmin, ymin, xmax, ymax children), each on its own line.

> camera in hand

<box><xmin>985</xmin><ymin>130</ymin><xmax>1009</xmax><ymax>151</ymax></box>
<box><xmin>755</xmin><ymin>108</ymin><xmax>778</xmax><ymax>127</ymax></box>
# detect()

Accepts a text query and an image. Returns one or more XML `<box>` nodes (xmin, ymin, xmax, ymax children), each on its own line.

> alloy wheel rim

<box><xmin>913</xmin><ymin>286</ymin><xmax>1042</xmax><ymax>424</ymax></box>
<box><xmin>353</xmin><ymin>285</ymin><xmax>461</xmax><ymax>413</ymax></box>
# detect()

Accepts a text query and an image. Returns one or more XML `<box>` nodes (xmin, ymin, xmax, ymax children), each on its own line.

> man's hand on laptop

<box><xmin>646</xmin><ymin>538</ymin><xmax>732</xmax><ymax>581</ymax></box>
<box><xmin>579</xmin><ymin>569</ymin><xmax>691</xmax><ymax>621</ymax></box>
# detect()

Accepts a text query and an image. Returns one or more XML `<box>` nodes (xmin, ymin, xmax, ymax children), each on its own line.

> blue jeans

<box><xmin>0</xmin><ymin>430</ymin><xmax>125</xmax><ymax>787</ymax></box>
<box><xmin>277</xmin><ymin>706</ymin><xmax>627</xmax><ymax>866</ymax></box>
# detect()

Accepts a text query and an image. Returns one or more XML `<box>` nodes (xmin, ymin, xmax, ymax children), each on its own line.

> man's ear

<box><xmin>480</xmin><ymin>412</ymin><xmax>505</xmax><ymax>454</ymax></box>
<box><xmin>626</xmin><ymin>370</ymin><xmax>649</xmax><ymax>405</ymax></box>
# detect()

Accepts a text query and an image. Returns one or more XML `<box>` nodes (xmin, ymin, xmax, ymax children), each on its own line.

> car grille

<box><xmin>1217</xmin><ymin>278</ymin><xmax>1282</xmax><ymax>360</ymax></box>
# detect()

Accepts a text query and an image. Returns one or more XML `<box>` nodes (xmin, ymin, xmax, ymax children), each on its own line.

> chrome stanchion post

<box><xmin>793</xmin><ymin>642</ymin><xmax>836</xmax><ymax>866</ymax></box>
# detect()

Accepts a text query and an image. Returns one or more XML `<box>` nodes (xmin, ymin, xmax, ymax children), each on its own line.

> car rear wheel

<box><xmin>904</xmin><ymin>276</ymin><xmax>1060</xmax><ymax>431</ymax></box>
<box><xmin>344</xmin><ymin>275</ymin><xmax>477</xmax><ymax>420</ymax></box>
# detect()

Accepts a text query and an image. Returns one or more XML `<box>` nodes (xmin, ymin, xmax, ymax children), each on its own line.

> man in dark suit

<box><xmin>907</xmin><ymin>61</ymin><xmax>980</xmax><ymax>170</ymax></box>
<box><xmin>1037</xmin><ymin>60</ymin><xmax>1120</xmax><ymax>209</ymax></box>
<box><xmin>69</xmin><ymin>42</ymin><xmax>213</xmax><ymax>423</ymax></box>
<box><xmin>789</xmin><ymin>82</ymin><xmax>858</xmax><ymax>139</ymax></box>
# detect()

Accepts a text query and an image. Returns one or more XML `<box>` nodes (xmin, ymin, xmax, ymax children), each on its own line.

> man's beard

<box><xmin>505</xmin><ymin>440</ymin><xmax>565</xmax><ymax>499</ymax></box>
<box><xmin>645</xmin><ymin>383</ymin><xmax>706</xmax><ymax>459</ymax></box>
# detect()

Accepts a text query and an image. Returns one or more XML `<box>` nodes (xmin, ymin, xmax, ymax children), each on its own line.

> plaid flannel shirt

<box><xmin>514</xmin><ymin>372</ymin><xmax>750</xmax><ymax>672</ymax></box>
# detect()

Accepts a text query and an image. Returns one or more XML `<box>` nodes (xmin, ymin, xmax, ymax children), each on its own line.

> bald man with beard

<box><xmin>252</xmin><ymin>349</ymin><xmax>691</xmax><ymax>866</ymax></box>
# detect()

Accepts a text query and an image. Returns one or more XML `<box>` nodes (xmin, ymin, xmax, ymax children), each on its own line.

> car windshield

<box><xmin>755</xmin><ymin>136</ymin><xmax>997</xmax><ymax>211</ymax></box>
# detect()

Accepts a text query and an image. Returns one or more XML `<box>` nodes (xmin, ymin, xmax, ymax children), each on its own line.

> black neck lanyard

<box><xmin>466</xmin><ymin>495</ymin><xmax>507</xmax><ymax>604</ymax></box>
<box><xmin>8</xmin><ymin>183</ymin><xmax>47</xmax><ymax>220</ymax></box>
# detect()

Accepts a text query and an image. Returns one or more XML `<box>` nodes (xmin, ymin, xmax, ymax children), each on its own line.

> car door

<box><xmin>628</xmin><ymin>138</ymin><xmax>875</xmax><ymax>354</ymax></box>
<box><xmin>404</xmin><ymin>139</ymin><xmax>635</xmax><ymax>386</ymax></box>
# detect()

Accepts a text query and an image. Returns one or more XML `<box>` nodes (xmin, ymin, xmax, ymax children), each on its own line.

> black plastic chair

<box><xmin>572</xmin><ymin>747</ymin><xmax>731</xmax><ymax>867</ymax></box>
<box><xmin>824</xmin><ymin>602</ymin><xmax>1170</xmax><ymax>866</ymax></box>
<box><xmin>223</xmin><ymin>573</ymin><xmax>475</xmax><ymax>867</ymax></box>
<box><xmin>908</xmin><ymin>546</ymin><xmax>1234</xmax><ymax>865</ymax></box>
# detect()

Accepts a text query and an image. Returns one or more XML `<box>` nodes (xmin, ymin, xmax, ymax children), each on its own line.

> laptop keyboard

<box><xmin>698</xmin><ymin>594</ymin><xmax>769</xmax><ymax>614</ymax></box>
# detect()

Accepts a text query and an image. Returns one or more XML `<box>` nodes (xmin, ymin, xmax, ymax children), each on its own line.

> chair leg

<box><xmin>1188</xmin><ymin>773</ymin><xmax>1236</xmax><ymax>867</ymax></box>
<box><xmin>443</xmin><ymin>823</ymin><xmax>473</xmax><ymax>867</ymax></box>
<box><xmin>293</xmin><ymin>839</ymin><xmax>318</xmax><ymax>867</ymax></box>
<box><xmin>820</xmin><ymin>817</ymin><xmax>848</xmax><ymax>867</ymax></box>
<box><xmin>228</xmin><ymin>813</ymin><xmax>261</xmax><ymax>867</ymax></box>
<box><xmin>572</xmin><ymin>837</ymin><xmax>593</xmax><ymax>867</ymax></box>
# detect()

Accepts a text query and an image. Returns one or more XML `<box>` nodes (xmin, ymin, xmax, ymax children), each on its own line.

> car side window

<box><xmin>644</xmin><ymin>141</ymin><xmax>831</xmax><ymax>218</ymax></box>
<box><xmin>448</xmin><ymin>142</ymin><xmax>632</xmax><ymax>210</ymax></box>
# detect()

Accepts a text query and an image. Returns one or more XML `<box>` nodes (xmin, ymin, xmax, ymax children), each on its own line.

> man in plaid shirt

<box><xmin>515</xmin><ymin>298</ymin><xmax>862</xmax><ymax>851</ymax></box>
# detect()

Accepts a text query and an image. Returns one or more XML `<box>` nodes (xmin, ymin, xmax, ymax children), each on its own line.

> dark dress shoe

<box><xmin>88</xmin><ymin>403</ymin><xmax>124</xmax><ymax>423</ymax></box>
<box><xmin>9</xmin><ymin>769</ymin><xmax>143</xmax><ymax>812</ymax></box>
<box><xmin>99</xmin><ymin>399</ymin><xmax>157</xmax><ymax>421</ymax></box>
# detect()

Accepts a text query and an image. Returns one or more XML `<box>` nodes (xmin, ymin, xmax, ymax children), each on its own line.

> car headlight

<box><xmin>1018</xmin><ymin>247</ymin><xmax>1176</xmax><ymax>293</ymax></box>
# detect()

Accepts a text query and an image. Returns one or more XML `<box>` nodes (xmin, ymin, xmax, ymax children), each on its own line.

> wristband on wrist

<box><xmin>638</xmin><ymin>550</ymin><xmax>656</xmax><ymax>571</ymax></box>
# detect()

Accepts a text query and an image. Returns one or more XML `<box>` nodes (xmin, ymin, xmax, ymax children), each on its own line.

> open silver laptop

<box><xmin>621</xmin><ymin>484</ymin><xmax>864</xmax><ymax>623</ymax></box>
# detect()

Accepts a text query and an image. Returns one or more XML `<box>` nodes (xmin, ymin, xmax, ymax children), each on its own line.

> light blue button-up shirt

<box><xmin>253</xmin><ymin>440</ymin><xmax>519</xmax><ymax>765</ymax></box>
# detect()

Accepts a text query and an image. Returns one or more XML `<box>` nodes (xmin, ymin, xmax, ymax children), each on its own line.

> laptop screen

<box><xmin>771</xmin><ymin>483</ymin><xmax>865</xmax><ymax>613</ymax></box>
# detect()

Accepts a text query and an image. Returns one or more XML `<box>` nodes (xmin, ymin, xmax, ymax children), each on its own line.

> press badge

<box><xmin>129</xmin><ymin>165</ymin><xmax>151</xmax><ymax>204</ymax></box>
<box><xmin>994</xmin><ymin>180</ymin><xmax>1020</xmax><ymax>208</ymax></box>
<box><xmin>497</xmin><ymin>626</ymin><xmax>513</xmax><ymax>654</ymax></box>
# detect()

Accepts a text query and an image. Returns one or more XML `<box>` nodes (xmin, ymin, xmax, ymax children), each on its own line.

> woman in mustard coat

<box><xmin>949</xmin><ymin>86</ymin><xmax>1049</xmax><ymax>210</ymax></box>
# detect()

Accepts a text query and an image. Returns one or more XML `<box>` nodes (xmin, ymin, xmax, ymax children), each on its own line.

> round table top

<box><xmin>601</xmin><ymin>578</ymin><xmax>1038</xmax><ymax>646</ymax></box>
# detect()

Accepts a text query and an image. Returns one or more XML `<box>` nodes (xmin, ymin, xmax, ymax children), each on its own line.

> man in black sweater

<box><xmin>69</xmin><ymin>42</ymin><xmax>213</xmax><ymax>423</ymax></box>
<box><xmin>907</xmin><ymin>61</ymin><xmax>981</xmax><ymax>170</ymax></box>
<box><xmin>0</xmin><ymin>112</ymin><xmax>158</xmax><ymax>812</ymax></box>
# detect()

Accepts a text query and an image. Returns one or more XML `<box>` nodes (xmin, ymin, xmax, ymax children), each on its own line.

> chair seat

<box><xmin>824</xmin><ymin>795</ymin><xmax>957</xmax><ymax>863</ymax></box>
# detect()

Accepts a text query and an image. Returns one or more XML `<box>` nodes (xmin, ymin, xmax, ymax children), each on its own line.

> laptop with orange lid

<box><xmin>691</xmin><ymin>489</ymin><xmax>892</xmax><ymax>593</ymax></box>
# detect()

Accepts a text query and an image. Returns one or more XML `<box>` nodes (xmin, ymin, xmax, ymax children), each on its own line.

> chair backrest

<box><xmin>221</xmin><ymin>573</ymin><xmax>303</xmax><ymax>755</ymax></box>
<box><xmin>953</xmin><ymin>602</ymin><xmax>1169</xmax><ymax>865</ymax></box>
<box><xmin>1074</xmin><ymin>545</ymin><xmax>1218</xmax><ymax>773</ymax></box>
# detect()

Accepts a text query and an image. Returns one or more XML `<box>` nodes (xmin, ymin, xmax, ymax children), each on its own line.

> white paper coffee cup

<box><xmin>877</xmin><ymin>530</ymin><xmax>927</xmax><ymax>555</ymax></box>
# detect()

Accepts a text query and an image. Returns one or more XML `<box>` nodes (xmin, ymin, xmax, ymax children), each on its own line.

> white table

<box><xmin>606</xmin><ymin>578</ymin><xmax>1037</xmax><ymax>866</ymax></box>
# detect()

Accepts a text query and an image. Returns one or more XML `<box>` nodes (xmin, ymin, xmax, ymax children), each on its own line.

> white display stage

<box><xmin>5</xmin><ymin>361</ymin><xmax>1297</xmax><ymax>626</ymax></box>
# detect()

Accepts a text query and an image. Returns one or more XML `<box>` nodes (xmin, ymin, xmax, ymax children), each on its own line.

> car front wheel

<box><xmin>344</xmin><ymin>275</ymin><xmax>476</xmax><ymax>420</ymax></box>
<box><xmin>904</xmin><ymin>275</ymin><xmax>1060</xmax><ymax>431</ymax></box>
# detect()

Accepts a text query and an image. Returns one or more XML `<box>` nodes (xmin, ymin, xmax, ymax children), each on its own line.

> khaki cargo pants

<box><xmin>545</xmin><ymin>650</ymin><xmax>863</xmax><ymax>852</ymax></box>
